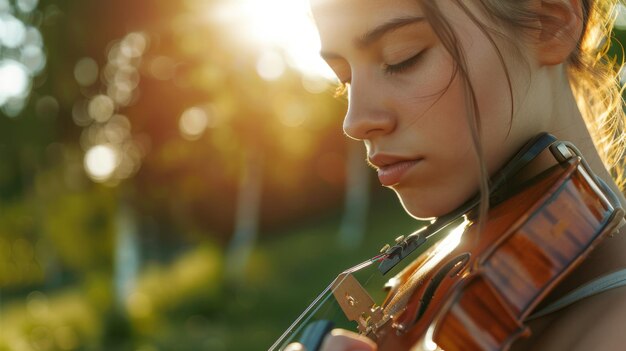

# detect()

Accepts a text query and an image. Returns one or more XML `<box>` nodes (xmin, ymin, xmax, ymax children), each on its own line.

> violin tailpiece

<box><xmin>331</xmin><ymin>273</ymin><xmax>385</xmax><ymax>335</ymax></box>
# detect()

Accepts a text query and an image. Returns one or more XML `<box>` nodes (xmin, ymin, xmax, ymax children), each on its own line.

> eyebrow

<box><xmin>358</xmin><ymin>16</ymin><xmax>426</xmax><ymax>46</ymax></box>
<box><xmin>320</xmin><ymin>16</ymin><xmax>426</xmax><ymax>60</ymax></box>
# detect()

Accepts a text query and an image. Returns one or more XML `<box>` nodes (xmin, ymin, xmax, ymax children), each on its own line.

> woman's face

<box><xmin>312</xmin><ymin>0</ymin><xmax>547</xmax><ymax>219</ymax></box>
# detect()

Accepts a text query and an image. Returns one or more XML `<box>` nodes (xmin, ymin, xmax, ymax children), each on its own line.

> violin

<box><xmin>271</xmin><ymin>133</ymin><xmax>625</xmax><ymax>351</ymax></box>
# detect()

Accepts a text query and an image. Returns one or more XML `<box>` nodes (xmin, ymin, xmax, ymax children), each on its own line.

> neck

<box><xmin>532</xmin><ymin>64</ymin><xmax>626</xmax><ymax>207</ymax></box>
<box><xmin>525</xmin><ymin>65</ymin><xmax>626</xmax><ymax>309</ymax></box>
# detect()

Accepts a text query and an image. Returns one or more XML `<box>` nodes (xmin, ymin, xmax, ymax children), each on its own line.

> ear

<box><xmin>532</xmin><ymin>0</ymin><xmax>584</xmax><ymax>66</ymax></box>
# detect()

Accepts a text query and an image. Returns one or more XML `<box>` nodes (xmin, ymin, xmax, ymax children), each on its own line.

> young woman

<box><xmin>289</xmin><ymin>0</ymin><xmax>626</xmax><ymax>350</ymax></box>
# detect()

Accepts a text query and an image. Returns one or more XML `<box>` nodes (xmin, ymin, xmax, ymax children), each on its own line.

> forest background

<box><xmin>1</xmin><ymin>1</ymin><xmax>626</xmax><ymax>350</ymax></box>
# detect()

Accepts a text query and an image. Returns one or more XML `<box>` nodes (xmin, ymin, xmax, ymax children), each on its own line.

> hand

<box><xmin>285</xmin><ymin>329</ymin><xmax>377</xmax><ymax>351</ymax></box>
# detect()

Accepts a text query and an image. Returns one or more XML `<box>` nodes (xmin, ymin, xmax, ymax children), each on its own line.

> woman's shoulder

<box><xmin>528</xmin><ymin>284</ymin><xmax>626</xmax><ymax>350</ymax></box>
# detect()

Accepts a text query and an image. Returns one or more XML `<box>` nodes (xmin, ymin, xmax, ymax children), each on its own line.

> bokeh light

<box><xmin>0</xmin><ymin>14</ymin><xmax>26</xmax><ymax>48</ymax></box>
<box><xmin>20</xmin><ymin>44</ymin><xmax>46</xmax><ymax>74</ymax></box>
<box><xmin>179</xmin><ymin>107</ymin><xmax>210</xmax><ymax>141</ymax></box>
<box><xmin>0</xmin><ymin>1</ymin><xmax>46</xmax><ymax>115</ymax></box>
<box><xmin>74</xmin><ymin>57</ymin><xmax>99</xmax><ymax>87</ymax></box>
<box><xmin>0</xmin><ymin>59</ymin><xmax>29</xmax><ymax>105</ymax></box>
<box><xmin>72</xmin><ymin>99</ymin><xmax>92</xmax><ymax>127</ymax></box>
<box><xmin>84</xmin><ymin>144</ymin><xmax>118</xmax><ymax>182</ymax></box>
<box><xmin>275</xmin><ymin>99</ymin><xmax>308</xmax><ymax>128</ymax></box>
<box><xmin>88</xmin><ymin>95</ymin><xmax>115</xmax><ymax>123</ymax></box>
<box><xmin>104</xmin><ymin>114</ymin><xmax>131</xmax><ymax>144</ymax></box>
<box><xmin>23</xmin><ymin>26</ymin><xmax>43</xmax><ymax>46</ymax></box>
<box><xmin>16</xmin><ymin>0</ymin><xmax>38</xmax><ymax>13</ymax></box>
<box><xmin>72</xmin><ymin>31</ymin><xmax>147</xmax><ymax>184</ymax></box>
<box><xmin>256</xmin><ymin>51</ymin><xmax>286</xmax><ymax>81</ymax></box>
<box><xmin>120</xmin><ymin>32</ymin><xmax>148</xmax><ymax>58</ymax></box>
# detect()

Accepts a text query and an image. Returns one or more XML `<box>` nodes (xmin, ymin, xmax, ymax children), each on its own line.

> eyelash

<box><xmin>335</xmin><ymin>82</ymin><xmax>349</xmax><ymax>97</ymax></box>
<box><xmin>332</xmin><ymin>51</ymin><xmax>424</xmax><ymax>92</ymax></box>
<box><xmin>383</xmin><ymin>52</ymin><xmax>424</xmax><ymax>75</ymax></box>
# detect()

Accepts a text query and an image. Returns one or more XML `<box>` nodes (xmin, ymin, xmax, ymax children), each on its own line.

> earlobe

<box><xmin>534</xmin><ymin>0</ymin><xmax>584</xmax><ymax>66</ymax></box>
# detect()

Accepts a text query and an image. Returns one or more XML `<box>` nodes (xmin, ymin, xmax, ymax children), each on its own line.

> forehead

<box><xmin>311</xmin><ymin>0</ymin><xmax>425</xmax><ymax>40</ymax></box>
<box><xmin>311</xmin><ymin>0</ymin><xmax>422</xmax><ymax>16</ymax></box>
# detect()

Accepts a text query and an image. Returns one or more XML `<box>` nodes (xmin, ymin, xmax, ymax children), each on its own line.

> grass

<box><xmin>0</xmin><ymin>193</ymin><xmax>423</xmax><ymax>351</ymax></box>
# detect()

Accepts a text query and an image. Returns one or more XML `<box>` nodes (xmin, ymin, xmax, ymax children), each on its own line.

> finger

<box><xmin>319</xmin><ymin>329</ymin><xmax>377</xmax><ymax>351</ymax></box>
<box><xmin>285</xmin><ymin>342</ymin><xmax>307</xmax><ymax>351</ymax></box>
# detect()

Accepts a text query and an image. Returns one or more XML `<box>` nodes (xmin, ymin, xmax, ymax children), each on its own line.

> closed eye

<box><xmin>383</xmin><ymin>51</ymin><xmax>424</xmax><ymax>75</ymax></box>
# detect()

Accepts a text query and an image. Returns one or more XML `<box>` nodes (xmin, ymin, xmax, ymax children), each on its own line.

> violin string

<box><xmin>269</xmin><ymin>254</ymin><xmax>387</xmax><ymax>350</ymax></box>
<box><xmin>360</xmin><ymin>254</ymin><xmax>389</xmax><ymax>291</ymax></box>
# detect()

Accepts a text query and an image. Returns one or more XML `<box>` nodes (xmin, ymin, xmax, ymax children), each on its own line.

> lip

<box><xmin>369</xmin><ymin>154</ymin><xmax>422</xmax><ymax>186</ymax></box>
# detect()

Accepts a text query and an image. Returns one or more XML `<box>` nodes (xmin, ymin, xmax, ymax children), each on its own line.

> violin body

<box><xmin>275</xmin><ymin>136</ymin><xmax>625</xmax><ymax>351</ymax></box>
<box><xmin>363</xmin><ymin>156</ymin><xmax>624</xmax><ymax>350</ymax></box>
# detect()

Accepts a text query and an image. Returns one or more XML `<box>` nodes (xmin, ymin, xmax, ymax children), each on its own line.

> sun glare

<box><xmin>212</xmin><ymin>0</ymin><xmax>335</xmax><ymax>80</ymax></box>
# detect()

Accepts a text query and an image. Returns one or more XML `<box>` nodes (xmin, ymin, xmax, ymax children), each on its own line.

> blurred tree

<box><xmin>339</xmin><ymin>141</ymin><xmax>371</xmax><ymax>249</ymax></box>
<box><xmin>114</xmin><ymin>0</ymin><xmax>351</xmax><ymax>281</ymax></box>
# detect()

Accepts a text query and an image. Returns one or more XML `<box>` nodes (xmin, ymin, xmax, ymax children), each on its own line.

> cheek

<box><xmin>392</xmin><ymin>75</ymin><xmax>483</xmax><ymax>219</ymax></box>
<box><xmin>393</xmin><ymin>48</ymin><xmax>471</xmax><ymax>140</ymax></box>
<box><xmin>395</xmin><ymin>47</ymin><xmax>456</xmax><ymax>100</ymax></box>
<box><xmin>386</xmin><ymin>36</ymin><xmax>521</xmax><ymax>218</ymax></box>
<box><xmin>398</xmin><ymin>51</ymin><xmax>476</xmax><ymax>162</ymax></box>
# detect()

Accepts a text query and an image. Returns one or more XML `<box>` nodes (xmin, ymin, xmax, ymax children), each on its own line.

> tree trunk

<box><xmin>114</xmin><ymin>200</ymin><xmax>139</xmax><ymax>310</ymax></box>
<box><xmin>225</xmin><ymin>148</ymin><xmax>264</xmax><ymax>283</ymax></box>
<box><xmin>338</xmin><ymin>142</ymin><xmax>370</xmax><ymax>249</ymax></box>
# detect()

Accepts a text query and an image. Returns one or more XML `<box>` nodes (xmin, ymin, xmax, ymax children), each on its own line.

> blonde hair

<box><xmin>570</xmin><ymin>0</ymin><xmax>626</xmax><ymax>189</ymax></box>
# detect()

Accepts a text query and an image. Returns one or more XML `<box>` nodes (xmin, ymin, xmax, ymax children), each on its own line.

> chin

<box><xmin>394</xmin><ymin>186</ymin><xmax>476</xmax><ymax>221</ymax></box>
<box><xmin>397</xmin><ymin>195</ymin><xmax>449</xmax><ymax>221</ymax></box>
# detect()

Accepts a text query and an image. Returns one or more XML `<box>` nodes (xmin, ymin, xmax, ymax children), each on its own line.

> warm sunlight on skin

<box><xmin>212</xmin><ymin>0</ymin><xmax>335</xmax><ymax>80</ymax></box>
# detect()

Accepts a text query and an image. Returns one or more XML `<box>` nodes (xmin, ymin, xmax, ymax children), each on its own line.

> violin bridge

<box><xmin>331</xmin><ymin>273</ymin><xmax>384</xmax><ymax>335</ymax></box>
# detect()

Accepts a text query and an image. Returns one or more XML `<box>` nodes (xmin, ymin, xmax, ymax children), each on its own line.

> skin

<box><xmin>317</xmin><ymin>0</ymin><xmax>521</xmax><ymax>219</ymax></box>
<box><xmin>288</xmin><ymin>0</ymin><xmax>626</xmax><ymax>350</ymax></box>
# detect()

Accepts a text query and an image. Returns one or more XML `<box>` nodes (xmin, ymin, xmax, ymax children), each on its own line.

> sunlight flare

<box><xmin>212</xmin><ymin>0</ymin><xmax>335</xmax><ymax>80</ymax></box>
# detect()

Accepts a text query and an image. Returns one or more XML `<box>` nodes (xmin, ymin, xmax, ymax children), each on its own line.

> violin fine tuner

<box><xmin>378</xmin><ymin>230</ymin><xmax>428</xmax><ymax>274</ymax></box>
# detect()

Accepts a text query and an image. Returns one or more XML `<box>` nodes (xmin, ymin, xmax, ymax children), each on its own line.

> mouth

<box><xmin>369</xmin><ymin>154</ymin><xmax>422</xmax><ymax>186</ymax></box>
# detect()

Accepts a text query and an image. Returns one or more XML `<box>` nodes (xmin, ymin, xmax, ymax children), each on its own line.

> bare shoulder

<box><xmin>529</xmin><ymin>285</ymin><xmax>626</xmax><ymax>350</ymax></box>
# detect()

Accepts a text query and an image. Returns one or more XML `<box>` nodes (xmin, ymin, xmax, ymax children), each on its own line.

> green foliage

<box><xmin>0</xmin><ymin>241</ymin><xmax>225</xmax><ymax>350</ymax></box>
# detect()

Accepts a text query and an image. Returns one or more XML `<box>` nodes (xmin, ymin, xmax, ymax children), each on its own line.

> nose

<box><xmin>342</xmin><ymin>76</ymin><xmax>396</xmax><ymax>140</ymax></box>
